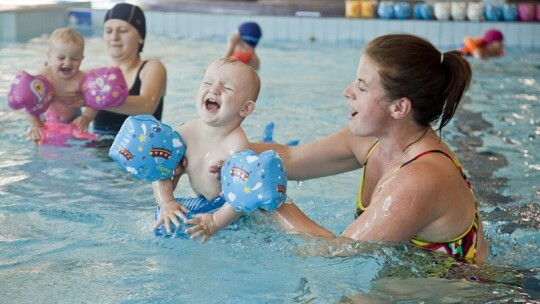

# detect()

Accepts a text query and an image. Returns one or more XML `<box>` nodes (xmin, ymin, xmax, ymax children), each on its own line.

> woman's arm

<box><xmin>105</xmin><ymin>59</ymin><xmax>167</xmax><ymax>115</ymax></box>
<box><xmin>272</xmin><ymin>201</ymin><xmax>335</xmax><ymax>237</ymax></box>
<box><xmin>223</xmin><ymin>32</ymin><xmax>240</xmax><ymax>58</ymax></box>
<box><xmin>251</xmin><ymin>127</ymin><xmax>373</xmax><ymax>181</ymax></box>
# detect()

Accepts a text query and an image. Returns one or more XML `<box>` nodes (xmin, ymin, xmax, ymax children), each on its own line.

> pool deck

<box><xmin>144</xmin><ymin>0</ymin><xmax>346</xmax><ymax>17</ymax></box>
<box><xmin>0</xmin><ymin>0</ymin><xmax>539</xmax><ymax>49</ymax></box>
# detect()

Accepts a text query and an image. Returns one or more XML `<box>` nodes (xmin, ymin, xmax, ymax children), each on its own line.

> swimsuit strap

<box><xmin>130</xmin><ymin>60</ymin><xmax>148</xmax><ymax>94</ymax></box>
<box><xmin>400</xmin><ymin>150</ymin><xmax>472</xmax><ymax>190</ymax></box>
<box><xmin>363</xmin><ymin>140</ymin><xmax>380</xmax><ymax>166</ymax></box>
<box><xmin>355</xmin><ymin>141</ymin><xmax>380</xmax><ymax>217</ymax></box>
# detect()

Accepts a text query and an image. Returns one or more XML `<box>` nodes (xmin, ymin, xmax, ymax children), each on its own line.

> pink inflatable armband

<box><xmin>7</xmin><ymin>71</ymin><xmax>54</xmax><ymax>116</ymax></box>
<box><xmin>39</xmin><ymin>112</ymin><xmax>97</xmax><ymax>146</ymax></box>
<box><xmin>81</xmin><ymin>66</ymin><xmax>129</xmax><ymax>110</ymax></box>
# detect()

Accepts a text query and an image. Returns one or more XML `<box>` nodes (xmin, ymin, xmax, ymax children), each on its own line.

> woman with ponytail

<box><xmin>248</xmin><ymin>33</ymin><xmax>488</xmax><ymax>262</ymax></box>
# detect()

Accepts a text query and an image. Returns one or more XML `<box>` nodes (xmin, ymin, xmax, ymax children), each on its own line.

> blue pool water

<box><xmin>0</xmin><ymin>36</ymin><xmax>539</xmax><ymax>302</ymax></box>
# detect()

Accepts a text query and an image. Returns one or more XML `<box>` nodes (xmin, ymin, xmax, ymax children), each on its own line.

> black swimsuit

<box><xmin>93</xmin><ymin>61</ymin><xmax>164</xmax><ymax>135</ymax></box>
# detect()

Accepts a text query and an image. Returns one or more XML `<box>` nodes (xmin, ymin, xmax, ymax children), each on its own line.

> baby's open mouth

<box><xmin>205</xmin><ymin>98</ymin><xmax>220</xmax><ymax>111</ymax></box>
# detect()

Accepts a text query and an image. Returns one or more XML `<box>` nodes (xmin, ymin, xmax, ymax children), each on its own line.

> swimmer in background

<box><xmin>460</xmin><ymin>29</ymin><xmax>504</xmax><ymax>60</ymax></box>
<box><xmin>152</xmin><ymin>58</ymin><xmax>260</xmax><ymax>241</ymax></box>
<box><xmin>27</xmin><ymin>27</ymin><xmax>97</xmax><ymax>141</ymax></box>
<box><xmin>224</xmin><ymin>22</ymin><xmax>262</xmax><ymax>70</ymax></box>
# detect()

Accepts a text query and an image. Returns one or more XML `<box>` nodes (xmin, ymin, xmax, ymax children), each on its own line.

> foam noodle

<box><xmin>81</xmin><ymin>67</ymin><xmax>128</xmax><ymax>110</ymax></box>
<box><xmin>221</xmin><ymin>149</ymin><xmax>287</xmax><ymax>212</ymax></box>
<box><xmin>109</xmin><ymin>115</ymin><xmax>186</xmax><ymax>182</ymax></box>
<box><xmin>7</xmin><ymin>71</ymin><xmax>53</xmax><ymax>116</ymax></box>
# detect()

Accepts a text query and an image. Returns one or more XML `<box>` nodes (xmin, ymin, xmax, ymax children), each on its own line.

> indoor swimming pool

<box><xmin>0</xmin><ymin>35</ymin><xmax>539</xmax><ymax>302</ymax></box>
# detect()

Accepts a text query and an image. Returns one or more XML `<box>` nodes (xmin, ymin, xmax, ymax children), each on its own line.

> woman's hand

<box><xmin>174</xmin><ymin>159</ymin><xmax>222</xmax><ymax>190</ymax></box>
<box><xmin>154</xmin><ymin>200</ymin><xmax>189</xmax><ymax>233</ymax></box>
<box><xmin>54</xmin><ymin>91</ymin><xmax>86</xmax><ymax>108</ymax></box>
<box><xmin>208</xmin><ymin>160</ymin><xmax>224</xmax><ymax>181</ymax></box>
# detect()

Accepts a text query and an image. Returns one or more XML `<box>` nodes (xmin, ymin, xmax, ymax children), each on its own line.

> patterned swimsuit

<box><xmin>355</xmin><ymin>142</ymin><xmax>479</xmax><ymax>261</ymax></box>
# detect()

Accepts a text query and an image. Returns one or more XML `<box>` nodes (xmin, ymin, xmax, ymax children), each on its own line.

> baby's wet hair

<box><xmin>216</xmin><ymin>57</ymin><xmax>261</xmax><ymax>102</ymax></box>
<box><xmin>48</xmin><ymin>27</ymin><xmax>85</xmax><ymax>51</ymax></box>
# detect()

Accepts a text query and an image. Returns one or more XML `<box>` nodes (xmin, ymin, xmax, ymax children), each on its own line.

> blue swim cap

<box><xmin>238</xmin><ymin>22</ymin><xmax>262</xmax><ymax>48</ymax></box>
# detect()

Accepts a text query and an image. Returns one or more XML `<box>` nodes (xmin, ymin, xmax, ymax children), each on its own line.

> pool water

<box><xmin>0</xmin><ymin>36</ymin><xmax>539</xmax><ymax>303</ymax></box>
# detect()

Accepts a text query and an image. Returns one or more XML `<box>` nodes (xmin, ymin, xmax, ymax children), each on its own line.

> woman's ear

<box><xmin>240</xmin><ymin>100</ymin><xmax>256</xmax><ymax>117</ymax></box>
<box><xmin>389</xmin><ymin>97</ymin><xmax>412</xmax><ymax>119</ymax></box>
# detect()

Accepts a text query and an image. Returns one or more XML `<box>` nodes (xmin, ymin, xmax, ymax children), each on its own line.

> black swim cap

<box><xmin>104</xmin><ymin>3</ymin><xmax>146</xmax><ymax>51</ymax></box>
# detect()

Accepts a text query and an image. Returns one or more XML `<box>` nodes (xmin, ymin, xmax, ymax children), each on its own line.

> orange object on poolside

<box><xmin>460</xmin><ymin>36</ymin><xmax>483</xmax><ymax>56</ymax></box>
<box><xmin>345</xmin><ymin>0</ymin><xmax>362</xmax><ymax>18</ymax></box>
<box><xmin>360</xmin><ymin>0</ymin><xmax>376</xmax><ymax>18</ymax></box>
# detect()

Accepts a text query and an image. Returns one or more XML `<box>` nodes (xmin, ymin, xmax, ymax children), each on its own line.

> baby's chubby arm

<box><xmin>185</xmin><ymin>203</ymin><xmax>242</xmax><ymax>243</ymax></box>
<box><xmin>188</xmin><ymin>149</ymin><xmax>288</xmax><ymax>242</ymax></box>
<box><xmin>26</xmin><ymin>112</ymin><xmax>44</xmax><ymax>141</ymax></box>
<box><xmin>152</xmin><ymin>175</ymin><xmax>190</xmax><ymax>234</ymax></box>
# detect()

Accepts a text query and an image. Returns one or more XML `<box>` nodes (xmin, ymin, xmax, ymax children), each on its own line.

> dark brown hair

<box><xmin>364</xmin><ymin>33</ymin><xmax>472</xmax><ymax>131</ymax></box>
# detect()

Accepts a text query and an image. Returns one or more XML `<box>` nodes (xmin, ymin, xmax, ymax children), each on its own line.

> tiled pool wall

<box><xmin>1</xmin><ymin>5</ymin><xmax>539</xmax><ymax>49</ymax></box>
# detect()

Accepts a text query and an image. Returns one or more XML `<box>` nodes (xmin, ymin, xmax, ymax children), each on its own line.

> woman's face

<box><xmin>103</xmin><ymin>19</ymin><xmax>142</xmax><ymax>60</ymax></box>
<box><xmin>343</xmin><ymin>55</ymin><xmax>391</xmax><ymax>137</ymax></box>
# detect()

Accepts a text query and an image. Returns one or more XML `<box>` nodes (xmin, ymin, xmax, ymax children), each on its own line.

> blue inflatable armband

<box><xmin>221</xmin><ymin>149</ymin><xmax>287</xmax><ymax>212</ymax></box>
<box><xmin>109</xmin><ymin>114</ymin><xmax>186</xmax><ymax>182</ymax></box>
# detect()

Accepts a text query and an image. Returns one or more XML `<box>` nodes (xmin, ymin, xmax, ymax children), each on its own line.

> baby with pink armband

<box><xmin>7</xmin><ymin>28</ymin><xmax>128</xmax><ymax>145</ymax></box>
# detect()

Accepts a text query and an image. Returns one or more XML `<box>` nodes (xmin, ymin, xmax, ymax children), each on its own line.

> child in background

<box><xmin>460</xmin><ymin>28</ymin><xmax>504</xmax><ymax>60</ymax></box>
<box><xmin>26</xmin><ymin>28</ymin><xmax>97</xmax><ymax>141</ymax></box>
<box><xmin>224</xmin><ymin>22</ymin><xmax>262</xmax><ymax>70</ymax></box>
<box><xmin>152</xmin><ymin>58</ymin><xmax>260</xmax><ymax>240</ymax></box>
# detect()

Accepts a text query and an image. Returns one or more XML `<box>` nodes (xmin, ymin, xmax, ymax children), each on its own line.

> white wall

<box><xmin>2</xmin><ymin>7</ymin><xmax>539</xmax><ymax>49</ymax></box>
